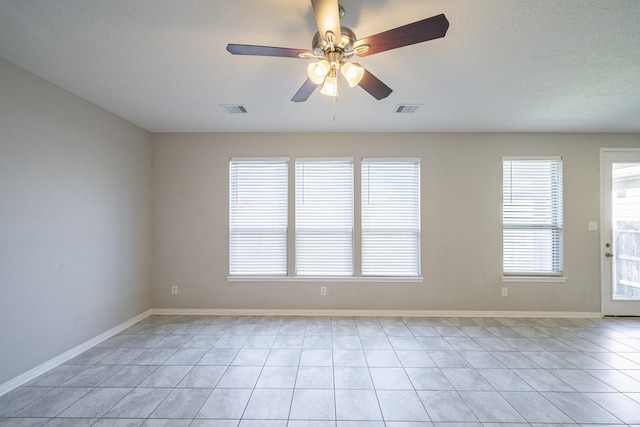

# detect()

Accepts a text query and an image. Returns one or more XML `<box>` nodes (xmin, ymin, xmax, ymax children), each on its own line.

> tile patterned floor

<box><xmin>2</xmin><ymin>315</ymin><xmax>640</xmax><ymax>426</ymax></box>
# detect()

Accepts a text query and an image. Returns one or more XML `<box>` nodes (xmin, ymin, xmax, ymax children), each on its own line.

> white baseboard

<box><xmin>0</xmin><ymin>309</ymin><xmax>153</xmax><ymax>397</ymax></box>
<box><xmin>152</xmin><ymin>308</ymin><xmax>602</xmax><ymax>319</ymax></box>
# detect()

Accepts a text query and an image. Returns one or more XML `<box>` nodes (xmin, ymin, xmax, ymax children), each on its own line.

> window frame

<box><xmin>501</xmin><ymin>156</ymin><xmax>566</xmax><ymax>282</ymax></box>
<box><xmin>361</xmin><ymin>158</ymin><xmax>421</xmax><ymax>277</ymax></box>
<box><xmin>227</xmin><ymin>156</ymin><xmax>423</xmax><ymax>283</ymax></box>
<box><xmin>228</xmin><ymin>157</ymin><xmax>289</xmax><ymax>277</ymax></box>
<box><xmin>295</xmin><ymin>158</ymin><xmax>355</xmax><ymax>277</ymax></box>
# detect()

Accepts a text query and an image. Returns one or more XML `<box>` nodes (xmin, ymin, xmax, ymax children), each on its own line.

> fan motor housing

<box><xmin>312</xmin><ymin>26</ymin><xmax>357</xmax><ymax>56</ymax></box>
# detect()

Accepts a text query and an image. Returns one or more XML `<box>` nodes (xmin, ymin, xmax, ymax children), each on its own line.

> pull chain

<box><xmin>332</xmin><ymin>94</ymin><xmax>337</xmax><ymax>121</ymax></box>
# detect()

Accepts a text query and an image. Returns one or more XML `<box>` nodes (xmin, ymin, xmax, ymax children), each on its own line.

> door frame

<box><xmin>600</xmin><ymin>147</ymin><xmax>640</xmax><ymax>316</ymax></box>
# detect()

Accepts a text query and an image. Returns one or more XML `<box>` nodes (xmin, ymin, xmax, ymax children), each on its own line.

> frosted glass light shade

<box><xmin>320</xmin><ymin>74</ymin><xmax>338</xmax><ymax>96</ymax></box>
<box><xmin>307</xmin><ymin>60</ymin><xmax>330</xmax><ymax>84</ymax></box>
<box><xmin>341</xmin><ymin>63</ymin><xmax>364</xmax><ymax>87</ymax></box>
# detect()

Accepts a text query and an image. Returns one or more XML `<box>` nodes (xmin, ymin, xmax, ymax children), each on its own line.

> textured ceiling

<box><xmin>1</xmin><ymin>0</ymin><xmax>639</xmax><ymax>133</ymax></box>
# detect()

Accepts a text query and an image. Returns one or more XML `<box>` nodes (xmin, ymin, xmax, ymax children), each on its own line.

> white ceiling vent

<box><xmin>221</xmin><ymin>104</ymin><xmax>248</xmax><ymax>114</ymax></box>
<box><xmin>394</xmin><ymin>104</ymin><xmax>423</xmax><ymax>114</ymax></box>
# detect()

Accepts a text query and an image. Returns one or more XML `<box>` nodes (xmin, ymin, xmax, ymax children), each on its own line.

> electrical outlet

<box><xmin>171</xmin><ymin>285</ymin><xmax>178</xmax><ymax>295</ymax></box>
<box><xmin>320</xmin><ymin>286</ymin><xmax>327</xmax><ymax>296</ymax></box>
<box><xmin>501</xmin><ymin>287</ymin><xmax>508</xmax><ymax>297</ymax></box>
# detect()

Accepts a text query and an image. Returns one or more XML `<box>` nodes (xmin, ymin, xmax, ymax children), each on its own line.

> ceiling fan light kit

<box><xmin>226</xmin><ymin>0</ymin><xmax>449</xmax><ymax>103</ymax></box>
<box><xmin>307</xmin><ymin>53</ymin><xmax>364</xmax><ymax>92</ymax></box>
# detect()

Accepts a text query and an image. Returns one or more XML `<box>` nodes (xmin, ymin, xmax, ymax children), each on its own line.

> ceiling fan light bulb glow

<box><xmin>320</xmin><ymin>74</ymin><xmax>338</xmax><ymax>96</ymax></box>
<box><xmin>341</xmin><ymin>63</ymin><xmax>364</xmax><ymax>87</ymax></box>
<box><xmin>307</xmin><ymin>60</ymin><xmax>330</xmax><ymax>84</ymax></box>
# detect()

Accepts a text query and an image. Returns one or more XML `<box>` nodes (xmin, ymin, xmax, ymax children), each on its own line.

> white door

<box><xmin>601</xmin><ymin>149</ymin><xmax>640</xmax><ymax>316</ymax></box>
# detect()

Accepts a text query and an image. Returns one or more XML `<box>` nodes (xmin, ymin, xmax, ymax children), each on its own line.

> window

<box><xmin>228</xmin><ymin>157</ymin><xmax>422</xmax><ymax>281</ymax></box>
<box><xmin>362</xmin><ymin>159</ymin><xmax>421</xmax><ymax>276</ymax></box>
<box><xmin>295</xmin><ymin>159</ymin><xmax>354</xmax><ymax>276</ymax></box>
<box><xmin>229</xmin><ymin>158</ymin><xmax>288</xmax><ymax>275</ymax></box>
<box><xmin>502</xmin><ymin>157</ymin><xmax>563</xmax><ymax>276</ymax></box>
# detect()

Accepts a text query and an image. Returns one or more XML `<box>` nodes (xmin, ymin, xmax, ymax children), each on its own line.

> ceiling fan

<box><xmin>226</xmin><ymin>0</ymin><xmax>449</xmax><ymax>102</ymax></box>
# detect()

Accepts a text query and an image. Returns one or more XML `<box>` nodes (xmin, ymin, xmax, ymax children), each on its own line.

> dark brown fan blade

<box><xmin>291</xmin><ymin>78</ymin><xmax>319</xmax><ymax>102</ymax></box>
<box><xmin>227</xmin><ymin>44</ymin><xmax>313</xmax><ymax>58</ymax></box>
<box><xmin>354</xmin><ymin>64</ymin><xmax>392</xmax><ymax>100</ymax></box>
<box><xmin>311</xmin><ymin>0</ymin><xmax>342</xmax><ymax>42</ymax></box>
<box><xmin>354</xmin><ymin>14</ymin><xmax>449</xmax><ymax>57</ymax></box>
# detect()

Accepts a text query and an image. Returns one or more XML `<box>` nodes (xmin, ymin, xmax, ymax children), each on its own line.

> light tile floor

<box><xmin>1</xmin><ymin>315</ymin><xmax>640</xmax><ymax>426</ymax></box>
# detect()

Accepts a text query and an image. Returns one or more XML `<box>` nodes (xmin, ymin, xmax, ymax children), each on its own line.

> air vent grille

<box><xmin>394</xmin><ymin>104</ymin><xmax>423</xmax><ymax>114</ymax></box>
<box><xmin>221</xmin><ymin>104</ymin><xmax>248</xmax><ymax>114</ymax></box>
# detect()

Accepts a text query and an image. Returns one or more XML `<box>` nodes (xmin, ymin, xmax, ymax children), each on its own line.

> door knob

<box><xmin>605</xmin><ymin>252</ymin><xmax>614</xmax><ymax>258</ymax></box>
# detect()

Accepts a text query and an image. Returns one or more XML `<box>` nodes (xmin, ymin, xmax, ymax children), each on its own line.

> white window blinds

<box><xmin>295</xmin><ymin>159</ymin><xmax>354</xmax><ymax>276</ymax></box>
<box><xmin>229</xmin><ymin>159</ymin><xmax>288</xmax><ymax>275</ymax></box>
<box><xmin>362</xmin><ymin>159</ymin><xmax>421</xmax><ymax>276</ymax></box>
<box><xmin>503</xmin><ymin>157</ymin><xmax>563</xmax><ymax>276</ymax></box>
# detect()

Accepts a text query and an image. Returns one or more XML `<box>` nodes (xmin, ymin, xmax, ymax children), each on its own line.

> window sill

<box><xmin>227</xmin><ymin>276</ymin><xmax>423</xmax><ymax>283</ymax></box>
<box><xmin>502</xmin><ymin>276</ymin><xmax>568</xmax><ymax>283</ymax></box>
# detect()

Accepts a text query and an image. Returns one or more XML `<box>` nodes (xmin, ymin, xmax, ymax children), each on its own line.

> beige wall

<box><xmin>152</xmin><ymin>132</ymin><xmax>640</xmax><ymax>313</ymax></box>
<box><xmin>0</xmin><ymin>58</ymin><xmax>153</xmax><ymax>384</ymax></box>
